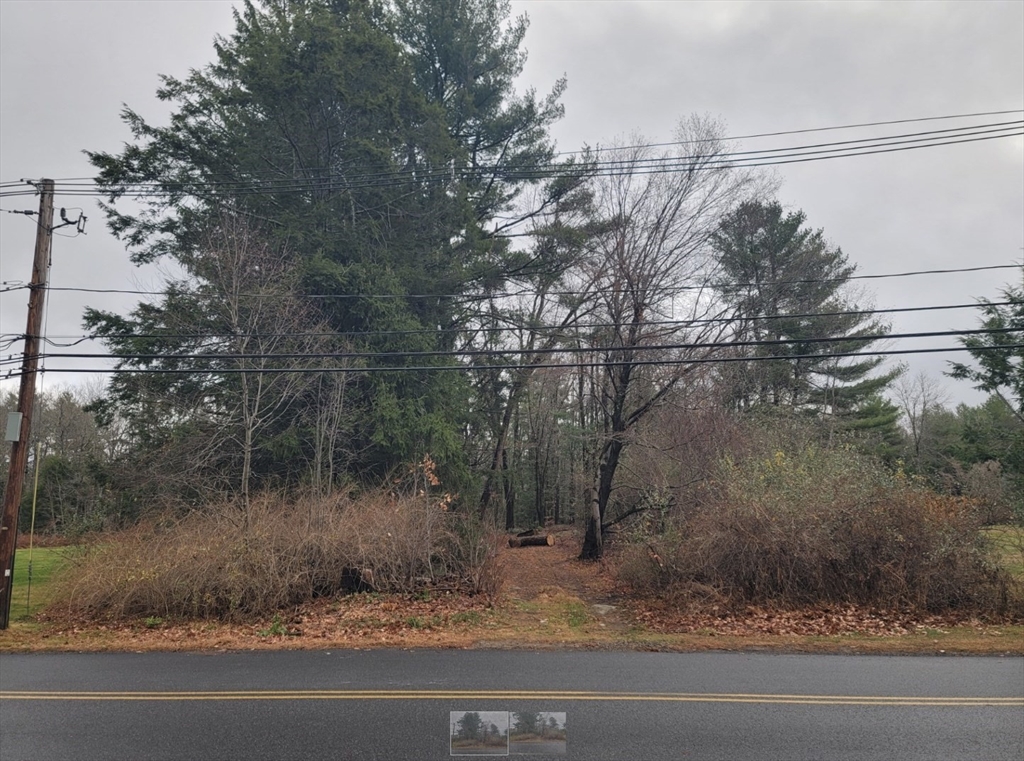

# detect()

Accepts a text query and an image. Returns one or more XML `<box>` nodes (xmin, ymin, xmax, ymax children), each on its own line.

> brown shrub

<box><xmin>960</xmin><ymin>461</ymin><xmax>1017</xmax><ymax>525</ymax></box>
<box><xmin>50</xmin><ymin>491</ymin><xmax>501</xmax><ymax>622</ymax></box>
<box><xmin>619</xmin><ymin>442</ymin><xmax>1021</xmax><ymax>617</ymax></box>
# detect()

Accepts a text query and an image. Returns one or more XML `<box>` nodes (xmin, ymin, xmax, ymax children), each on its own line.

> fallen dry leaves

<box><xmin>623</xmin><ymin>598</ymin><xmax>1010</xmax><ymax>638</ymax></box>
<box><xmin>17</xmin><ymin>590</ymin><xmax>497</xmax><ymax>652</ymax></box>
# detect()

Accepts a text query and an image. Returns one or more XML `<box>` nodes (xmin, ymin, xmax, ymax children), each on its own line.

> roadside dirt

<box><xmin>497</xmin><ymin>527</ymin><xmax>633</xmax><ymax>637</ymax></box>
<box><xmin>501</xmin><ymin>528</ymin><xmax>601</xmax><ymax>599</ymax></box>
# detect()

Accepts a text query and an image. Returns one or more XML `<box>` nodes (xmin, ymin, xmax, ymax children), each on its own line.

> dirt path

<box><xmin>498</xmin><ymin>528</ymin><xmax>631</xmax><ymax>634</ymax></box>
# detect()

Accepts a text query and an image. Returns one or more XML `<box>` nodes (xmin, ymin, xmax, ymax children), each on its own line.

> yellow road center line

<box><xmin>1</xmin><ymin>690</ymin><xmax>1021</xmax><ymax>706</ymax></box>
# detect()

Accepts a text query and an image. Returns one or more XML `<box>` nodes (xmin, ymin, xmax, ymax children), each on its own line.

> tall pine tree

<box><xmin>711</xmin><ymin>200</ymin><xmax>898</xmax><ymax>424</ymax></box>
<box><xmin>86</xmin><ymin>0</ymin><xmax>573</xmax><ymax>493</ymax></box>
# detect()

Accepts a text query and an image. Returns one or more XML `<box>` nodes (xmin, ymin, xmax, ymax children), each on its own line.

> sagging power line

<box><xmin>2</xmin><ymin>263</ymin><xmax>1016</xmax><ymax>301</ymax></box>
<box><xmin>0</xmin><ymin>119</ymin><xmax>1021</xmax><ymax>199</ymax></box>
<box><xmin>3</xmin><ymin>300</ymin><xmax>1014</xmax><ymax>348</ymax></box>
<box><xmin>6</xmin><ymin>343</ymin><xmax>1019</xmax><ymax>379</ymax></box>
<box><xmin>11</xmin><ymin>327</ymin><xmax>1016</xmax><ymax>368</ymax></box>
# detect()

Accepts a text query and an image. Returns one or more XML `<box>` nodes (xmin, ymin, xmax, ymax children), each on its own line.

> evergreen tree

<box><xmin>845</xmin><ymin>394</ymin><xmax>902</xmax><ymax>463</ymax></box>
<box><xmin>457</xmin><ymin>711</ymin><xmax>482</xmax><ymax>741</ymax></box>
<box><xmin>950</xmin><ymin>395</ymin><xmax>1024</xmax><ymax>504</ymax></box>
<box><xmin>948</xmin><ymin>281</ymin><xmax>1024</xmax><ymax>423</ymax></box>
<box><xmin>547</xmin><ymin>715</ymin><xmax>559</xmax><ymax>736</ymax></box>
<box><xmin>512</xmin><ymin>711</ymin><xmax>539</xmax><ymax>735</ymax></box>
<box><xmin>711</xmin><ymin>200</ymin><xmax>898</xmax><ymax>424</ymax></box>
<box><xmin>392</xmin><ymin>0</ymin><xmax>568</xmax><ymax>236</ymax></box>
<box><xmin>85</xmin><ymin>0</ymin><xmax>570</xmax><ymax>492</ymax></box>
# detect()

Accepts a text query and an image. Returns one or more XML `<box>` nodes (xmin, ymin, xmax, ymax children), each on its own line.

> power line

<box><xmin>20</xmin><ymin>327</ymin><xmax>1016</xmax><ymax>366</ymax></box>
<box><xmin>544</xmin><ymin>121</ymin><xmax>1024</xmax><ymax>172</ymax></box>
<box><xmin>9</xmin><ymin>343</ymin><xmax>1019</xmax><ymax>378</ymax></box>
<box><xmin>553</xmin><ymin>109</ymin><xmax>1024</xmax><ymax>156</ymax></box>
<box><xmin>7</xmin><ymin>299</ymin><xmax>1013</xmax><ymax>347</ymax></box>
<box><xmin>2</xmin><ymin>121</ymin><xmax>1020</xmax><ymax>199</ymax></box>
<box><xmin>6</xmin><ymin>116</ymin><xmax>1021</xmax><ymax>191</ymax></box>
<box><xmin>11</xmin><ymin>110</ymin><xmax>1022</xmax><ymax>184</ymax></box>
<box><xmin>0</xmin><ymin>129</ymin><xmax>1017</xmax><ymax>206</ymax></box>
<box><xmin>34</xmin><ymin>129</ymin><xmax>1024</xmax><ymax>192</ymax></box>
<box><xmin>51</xmin><ymin>121</ymin><xmax>1023</xmax><ymax>187</ymax></box>
<box><xmin>27</xmin><ymin>263</ymin><xmax>1022</xmax><ymax>301</ymax></box>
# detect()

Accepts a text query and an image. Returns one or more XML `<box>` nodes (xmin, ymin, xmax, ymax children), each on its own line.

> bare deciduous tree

<box><xmin>578</xmin><ymin>116</ymin><xmax>760</xmax><ymax>559</ymax></box>
<box><xmin>200</xmin><ymin>214</ymin><xmax>323</xmax><ymax>527</ymax></box>
<box><xmin>893</xmin><ymin>369</ymin><xmax>950</xmax><ymax>471</ymax></box>
<box><xmin>307</xmin><ymin>371</ymin><xmax>355</xmax><ymax>500</ymax></box>
<box><xmin>472</xmin><ymin>175</ymin><xmax>600</xmax><ymax>528</ymax></box>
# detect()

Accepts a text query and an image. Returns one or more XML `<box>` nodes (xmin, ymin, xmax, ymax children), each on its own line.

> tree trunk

<box><xmin>478</xmin><ymin>387</ymin><xmax>518</xmax><ymax>520</ymax></box>
<box><xmin>554</xmin><ymin>457</ymin><xmax>562</xmax><ymax>525</ymax></box>
<box><xmin>502</xmin><ymin>446</ymin><xmax>516</xmax><ymax>530</ymax></box>
<box><xmin>508</xmin><ymin>534</ymin><xmax>555</xmax><ymax>548</ymax></box>
<box><xmin>579</xmin><ymin>486</ymin><xmax>603</xmax><ymax>559</ymax></box>
<box><xmin>478</xmin><ymin>432</ymin><xmax>506</xmax><ymax>520</ymax></box>
<box><xmin>534</xmin><ymin>437</ymin><xmax>549</xmax><ymax>527</ymax></box>
<box><xmin>596</xmin><ymin>436</ymin><xmax>623</xmax><ymax>525</ymax></box>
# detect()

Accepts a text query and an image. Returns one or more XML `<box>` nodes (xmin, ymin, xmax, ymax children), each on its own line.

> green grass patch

<box><xmin>257</xmin><ymin>614</ymin><xmax>295</xmax><ymax>637</ymax></box>
<box><xmin>10</xmin><ymin>547</ymin><xmax>74</xmax><ymax>622</ymax></box>
<box><xmin>563</xmin><ymin>601</ymin><xmax>590</xmax><ymax>629</ymax></box>
<box><xmin>981</xmin><ymin>525</ymin><xmax>1024</xmax><ymax>581</ymax></box>
<box><xmin>451</xmin><ymin>611</ymin><xmax>482</xmax><ymax>626</ymax></box>
<box><xmin>403</xmin><ymin>614</ymin><xmax>445</xmax><ymax>629</ymax></box>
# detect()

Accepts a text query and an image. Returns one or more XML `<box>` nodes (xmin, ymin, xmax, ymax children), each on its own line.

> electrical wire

<box><xmin>32</xmin><ymin>264</ymin><xmax>1023</xmax><ymax>301</ymax></box>
<box><xmin>1</xmin><ymin>120</ymin><xmax>1020</xmax><ymax>199</ymax></box>
<box><xmin>19</xmin><ymin>327</ymin><xmax>1017</xmax><ymax>366</ymax></box>
<box><xmin>1</xmin><ymin>109</ymin><xmax>1017</xmax><ymax>379</ymax></box>
<box><xmin>38</xmin><ymin>121</ymin><xmax>1018</xmax><ymax>192</ymax></box>
<box><xmin>10</xmin><ymin>109</ymin><xmax>1022</xmax><ymax>182</ymax></box>
<box><xmin>36</xmin><ymin>129</ymin><xmax>1024</xmax><ymax>193</ymax></box>
<box><xmin>6</xmin><ymin>299</ymin><xmax>1014</xmax><ymax>347</ymax></box>
<box><xmin>7</xmin><ymin>342</ymin><xmax>1019</xmax><ymax>378</ymax></box>
<box><xmin>33</xmin><ymin>119</ymin><xmax>1024</xmax><ymax>186</ymax></box>
<box><xmin>553</xmin><ymin>109</ymin><xmax>1024</xmax><ymax>156</ymax></box>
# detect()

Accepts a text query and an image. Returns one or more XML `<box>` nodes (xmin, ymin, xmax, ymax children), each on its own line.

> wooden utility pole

<box><xmin>0</xmin><ymin>179</ymin><xmax>54</xmax><ymax>629</ymax></box>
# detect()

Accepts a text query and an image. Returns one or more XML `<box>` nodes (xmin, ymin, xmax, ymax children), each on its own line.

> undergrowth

<box><xmin>49</xmin><ymin>491</ymin><xmax>501</xmax><ymax>622</ymax></box>
<box><xmin>619</xmin><ymin>440</ymin><xmax>1022</xmax><ymax>618</ymax></box>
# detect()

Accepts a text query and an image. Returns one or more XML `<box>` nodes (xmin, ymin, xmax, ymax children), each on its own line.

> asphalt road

<box><xmin>509</xmin><ymin>741</ymin><xmax>567</xmax><ymax>754</ymax></box>
<box><xmin>1</xmin><ymin>650</ymin><xmax>1021</xmax><ymax>760</ymax></box>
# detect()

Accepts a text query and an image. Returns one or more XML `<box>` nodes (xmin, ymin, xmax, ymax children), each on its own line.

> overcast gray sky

<box><xmin>1</xmin><ymin>0</ymin><xmax>1021</xmax><ymax>406</ymax></box>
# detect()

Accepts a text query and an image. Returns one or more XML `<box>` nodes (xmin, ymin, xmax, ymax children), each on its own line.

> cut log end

<box><xmin>508</xmin><ymin>534</ymin><xmax>555</xmax><ymax>548</ymax></box>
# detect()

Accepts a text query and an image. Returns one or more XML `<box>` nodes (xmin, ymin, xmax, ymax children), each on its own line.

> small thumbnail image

<box><xmin>509</xmin><ymin>712</ymin><xmax>567</xmax><ymax>755</ymax></box>
<box><xmin>450</xmin><ymin>710</ymin><xmax>510</xmax><ymax>756</ymax></box>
